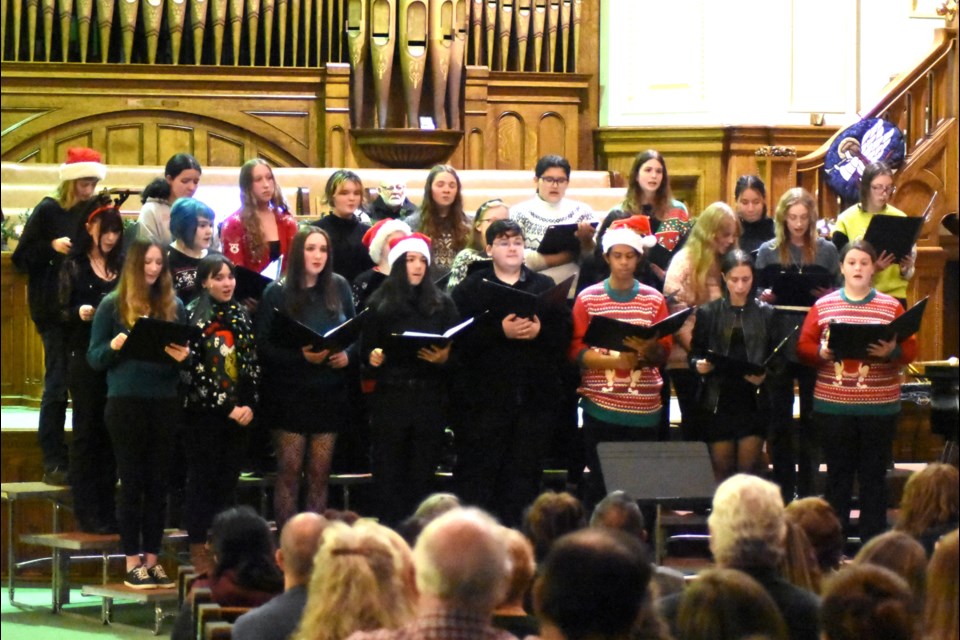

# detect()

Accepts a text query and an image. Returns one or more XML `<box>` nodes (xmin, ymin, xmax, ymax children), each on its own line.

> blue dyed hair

<box><xmin>169</xmin><ymin>197</ymin><xmax>215</xmax><ymax>249</ymax></box>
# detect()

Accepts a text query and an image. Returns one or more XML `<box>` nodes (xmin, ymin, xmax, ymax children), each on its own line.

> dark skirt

<box><xmin>260</xmin><ymin>383</ymin><xmax>351</xmax><ymax>435</ymax></box>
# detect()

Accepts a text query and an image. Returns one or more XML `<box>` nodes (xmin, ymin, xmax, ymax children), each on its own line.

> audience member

<box><xmin>233</xmin><ymin>513</ymin><xmax>328</xmax><ymax>640</ymax></box>
<box><xmin>854</xmin><ymin>531</ymin><xmax>927</xmax><ymax>620</ymax></box>
<box><xmin>347</xmin><ymin>508</ymin><xmax>512</xmax><ymax>640</ymax></box>
<box><xmin>590</xmin><ymin>491</ymin><xmax>686</xmax><ymax>598</ymax></box>
<box><xmin>522</xmin><ymin>491</ymin><xmax>587</xmax><ymax>563</ymax></box>
<box><xmin>171</xmin><ymin>506</ymin><xmax>283</xmax><ymax>640</ymax></box>
<box><xmin>670</xmin><ymin>474</ymin><xmax>820</xmax><ymax>640</ymax></box>
<box><xmin>674</xmin><ymin>568</ymin><xmax>787</xmax><ymax>640</ymax></box>
<box><xmin>534</xmin><ymin>528</ymin><xmax>654</xmax><ymax>640</ymax></box>
<box><xmin>398</xmin><ymin>493</ymin><xmax>463</xmax><ymax>546</ymax></box>
<box><xmin>894</xmin><ymin>463</ymin><xmax>959</xmax><ymax>556</ymax></box>
<box><xmin>779</xmin><ymin>520</ymin><xmax>821</xmax><ymax>594</ymax></box>
<box><xmin>820</xmin><ymin>564</ymin><xmax>914</xmax><ymax>640</ymax></box>
<box><xmin>492</xmin><ymin>527</ymin><xmax>539</xmax><ymax>639</ymax></box>
<box><xmin>295</xmin><ymin>519</ymin><xmax>416</xmax><ymax>640</ymax></box>
<box><xmin>923</xmin><ymin>528</ymin><xmax>958</xmax><ymax>640</ymax></box>
<box><xmin>784</xmin><ymin>497</ymin><xmax>845</xmax><ymax>574</ymax></box>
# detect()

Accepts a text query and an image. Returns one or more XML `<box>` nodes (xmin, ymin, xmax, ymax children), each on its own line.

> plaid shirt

<box><xmin>347</xmin><ymin>610</ymin><xmax>516</xmax><ymax>640</ymax></box>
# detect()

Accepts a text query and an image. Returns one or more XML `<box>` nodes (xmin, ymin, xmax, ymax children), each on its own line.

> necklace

<box><xmin>89</xmin><ymin>254</ymin><xmax>114</xmax><ymax>281</ymax></box>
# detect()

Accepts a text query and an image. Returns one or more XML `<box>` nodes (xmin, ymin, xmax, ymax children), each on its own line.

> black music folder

<box><xmin>270</xmin><ymin>308</ymin><xmax>365</xmax><ymax>352</ymax></box>
<box><xmin>582</xmin><ymin>307</ymin><xmax>693</xmax><ymax>352</ymax></box>
<box><xmin>703</xmin><ymin>325</ymin><xmax>798</xmax><ymax>377</ymax></box>
<box><xmin>234</xmin><ymin>266</ymin><xmax>276</xmax><ymax>301</ymax></box>
<box><xmin>537</xmin><ymin>221</ymin><xmax>598</xmax><ymax>255</ymax></box>
<box><xmin>768</xmin><ymin>267</ymin><xmax>834</xmax><ymax>308</ymax></box>
<box><xmin>119</xmin><ymin>318</ymin><xmax>200</xmax><ymax>364</ymax></box>
<box><xmin>863</xmin><ymin>215</ymin><xmax>924</xmax><ymax>261</ymax></box>
<box><xmin>385</xmin><ymin>317</ymin><xmax>477</xmax><ymax>362</ymax></box>
<box><xmin>827</xmin><ymin>297</ymin><xmax>927</xmax><ymax>360</ymax></box>
<box><xmin>478</xmin><ymin>274</ymin><xmax>575</xmax><ymax>319</ymax></box>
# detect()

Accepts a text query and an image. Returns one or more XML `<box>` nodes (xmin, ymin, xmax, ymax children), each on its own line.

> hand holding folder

<box><xmin>478</xmin><ymin>274</ymin><xmax>575</xmax><ymax>319</ymax></box>
<box><xmin>827</xmin><ymin>298</ymin><xmax>927</xmax><ymax>360</ymax></box>
<box><xmin>537</xmin><ymin>222</ymin><xmax>598</xmax><ymax>255</ymax></box>
<box><xmin>269</xmin><ymin>308</ymin><xmax>366</xmax><ymax>353</ymax></box>
<box><xmin>118</xmin><ymin>317</ymin><xmax>200</xmax><ymax>364</ymax></box>
<box><xmin>384</xmin><ymin>317</ymin><xmax>477</xmax><ymax>363</ymax></box>
<box><xmin>582</xmin><ymin>307</ymin><xmax>693</xmax><ymax>352</ymax></box>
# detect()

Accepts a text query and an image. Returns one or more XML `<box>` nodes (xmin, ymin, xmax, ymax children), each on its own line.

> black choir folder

<box><xmin>704</xmin><ymin>325</ymin><xmax>798</xmax><ymax>377</ymax></box>
<box><xmin>119</xmin><ymin>318</ymin><xmax>200</xmax><ymax>364</ymax></box>
<box><xmin>386</xmin><ymin>317</ymin><xmax>477</xmax><ymax>362</ymax></box>
<box><xmin>827</xmin><ymin>297</ymin><xmax>927</xmax><ymax>360</ymax></box>
<box><xmin>536</xmin><ymin>221</ymin><xmax>598</xmax><ymax>255</ymax></box>
<box><xmin>478</xmin><ymin>274</ymin><xmax>576</xmax><ymax>319</ymax></box>
<box><xmin>767</xmin><ymin>267</ymin><xmax>835</xmax><ymax>309</ymax></box>
<box><xmin>270</xmin><ymin>308</ymin><xmax>365</xmax><ymax>352</ymax></box>
<box><xmin>863</xmin><ymin>215</ymin><xmax>924</xmax><ymax>261</ymax></box>
<box><xmin>582</xmin><ymin>307</ymin><xmax>693</xmax><ymax>352</ymax></box>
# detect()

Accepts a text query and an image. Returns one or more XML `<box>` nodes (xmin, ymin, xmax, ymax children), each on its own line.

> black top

<box><xmin>167</xmin><ymin>247</ymin><xmax>204</xmax><ymax>305</ymax></box>
<box><xmin>367</xmin><ymin>196</ymin><xmax>417</xmax><ymax>222</ymax></box>
<box><xmin>716</xmin><ymin>310</ymin><xmax>756</xmax><ymax>415</ymax></box>
<box><xmin>59</xmin><ymin>253</ymin><xmax>119</xmax><ymax>353</ymax></box>
<box><xmin>352</xmin><ymin>268</ymin><xmax>388</xmax><ymax>311</ymax></box>
<box><xmin>315</xmin><ymin>213</ymin><xmax>375</xmax><ymax>284</ymax></box>
<box><xmin>12</xmin><ymin>196</ymin><xmax>86</xmax><ymax>329</ymax></box>
<box><xmin>268</xmin><ymin>241</ymin><xmax>281</xmax><ymax>263</ymax></box>
<box><xmin>450</xmin><ymin>265</ymin><xmax>572</xmax><ymax>406</ymax></box>
<box><xmin>738</xmin><ymin>217</ymin><xmax>776</xmax><ymax>255</ymax></box>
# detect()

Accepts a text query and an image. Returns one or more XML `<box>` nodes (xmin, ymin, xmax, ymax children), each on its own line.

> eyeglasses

<box><xmin>870</xmin><ymin>184</ymin><xmax>896</xmax><ymax>195</ymax></box>
<box><xmin>540</xmin><ymin>177</ymin><xmax>569</xmax><ymax>186</ymax></box>
<box><xmin>380</xmin><ymin>184</ymin><xmax>405</xmax><ymax>192</ymax></box>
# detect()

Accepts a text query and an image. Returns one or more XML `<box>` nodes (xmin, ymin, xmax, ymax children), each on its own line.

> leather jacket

<box><xmin>689</xmin><ymin>296</ymin><xmax>777</xmax><ymax>414</ymax></box>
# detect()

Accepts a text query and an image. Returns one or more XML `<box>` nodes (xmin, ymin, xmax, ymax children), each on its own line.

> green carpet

<box><xmin>1</xmin><ymin>587</ymin><xmax>169</xmax><ymax>639</ymax></box>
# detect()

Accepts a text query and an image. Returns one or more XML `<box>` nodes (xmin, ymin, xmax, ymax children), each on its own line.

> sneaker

<box><xmin>124</xmin><ymin>565</ymin><xmax>157</xmax><ymax>590</ymax></box>
<box><xmin>146</xmin><ymin>564</ymin><xmax>175</xmax><ymax>588</ymax></box>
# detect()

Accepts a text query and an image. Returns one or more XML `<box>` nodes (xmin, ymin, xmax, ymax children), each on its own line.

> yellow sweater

<box><xmin>834</xmin><ymin>204</ymin><xmax>911</xmax><ymax>299</ymax></box>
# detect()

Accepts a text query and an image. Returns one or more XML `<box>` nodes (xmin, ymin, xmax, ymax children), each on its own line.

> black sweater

<box><xmin>12</xmin><ymin>197</ymin><xmax>86</xmax><ymax>329</ymax></box>
<box><xmin>315</xmin><ymin>213</ymin><xmax>375</xmax><ymax>284</ymax></box>
<box><xmin>59</xmin><ymin>253</ymin><xmax>119</xmax><ymax>353</ymax></box>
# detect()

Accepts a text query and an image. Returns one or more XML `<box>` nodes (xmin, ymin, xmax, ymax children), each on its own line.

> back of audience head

<box><xmin>209</xmin><ymin>506</ymin><xmax>283</xmax><ymax>590</ymax></box>
<box><xmin>522</xmin><ymin>491</ymin><xmax>587</xmax><ymax>561</ymax></box>
<box><xmin>675</xmin><ymin>568</ymin><xmax>787</xmax><ymax>640</ymax></box>
<box><xmin>497</xmin><ymin>526</ymin><xmax>536</xmax><ymax>611</ymax></box>
<box><xmin>294</xmin><ymin>520</ymin><xmax>415</xmax><ymax>640</ymax></box>
<box><xmin>708</xmin><ymin>475</ymin><xmax>785</xmax><ymax>571</ymax></box>
<box><xmin>924</xmin><ymin>528</ymin><xmax>959</xmax><ymax>640</ymax></box>
<box><xmin>784</xmin><ymin>496</ymin><xmax>845</xmax><ymax>573</ymax></box>
<box><xmin>779</xmin><ymin>520</ymin><xmax>821</xmax><ymax>594</ymax></box>
<box><xmin>853</xmin><ymin>530</ymin><xmax>926</xmax><ymax>615</ymax></box>
<box><xmin>398</xmin><ymin>493</ymin><xmax>462</xmax><ymax>546</ymax></box>
<box><xmin>278</xmin><ymin>512</ymin><xmax>328</xmax><ymax>586</ymax></box>
<box><xmin>535</xmin><ymin>528</ymin><xmax>652</xmax><ymax>640</ymax></box>
<box><xmin>895</xmin><ymin>463</ymin><xmax>959</xmax><ymax>543</ymax></box>
<box><xmin>821</xmin><ymin>564</ymin><xmax>914</xmax><ymax>640</ymax></box>
<box><xmin>590</xmin><ymin>490</ymin><xmax>646</xmax><ymax>542</ymax></box>
<box><xmin>413</xmin><ymin>507</ymin><xmax>509</xmax><ymax>614</ymax></box>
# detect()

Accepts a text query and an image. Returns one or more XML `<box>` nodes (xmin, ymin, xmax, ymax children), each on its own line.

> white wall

<box><xmin>600</xmin><ymin>0</ymin><xmax>939</xmax><ymax>128</ymax></box>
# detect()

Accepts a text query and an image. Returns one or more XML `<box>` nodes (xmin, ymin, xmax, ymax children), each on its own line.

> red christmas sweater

<box><xmin>796</xmin><ymin>289</ymin><xmax>917</xmax><ymax>416</ymax></box>
<box><xmin>570</xmin><ymin>280</ymin><xmax>672</xmax><ymax>427</ymax></box>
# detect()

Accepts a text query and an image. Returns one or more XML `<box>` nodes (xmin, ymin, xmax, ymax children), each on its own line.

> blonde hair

<box><xmin>55</xmin><ymin>179</ymin><xmax>85</xmax><ymax>210</ymax></box>
<box><xmin>779</xmin><ymin>520</ymin><xmax>821</xmax><ymax>594</ymax></box>
<box><xmin>895</xmin><ymin>463</ymin><xmax>959</xmax><ymax>538</ymax></box>
<box><xmin>293</xmin><ymin>520</ymin><xmax>415</xmax><ymax>640</ymax></box>
<box><xmin>682</xmin><ymin>202</ymin><xmax>739</xmax><ymax>304</ymax></box>
<box><xmin>924</xmin><ymin>528</ymin><xmax>959</xmax><ymax>640</ymax></box>
<box><xmin>238</xmin><ymin>159</ymin><xmax>290</xmax><ymax>262</ymax></box>
<box><xmin>708</xmin><ymin>474</ymin><xmax>785</xmax><ymax>570</ymax></box>
<box><xmin>116</xmin><ymin>239</ymin><xmax>177</xmax><ymax>328</ymax></box>
<box><xmin>772</xmin><ymin>188</ymin><xmax>818</xmax><ymax>265</ymax></box>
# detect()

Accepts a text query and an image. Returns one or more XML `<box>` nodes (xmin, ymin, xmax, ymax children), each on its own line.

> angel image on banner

<box><xmin>824</xmin><ymin>118</ymin><xmax>906</xmax><ymax>203</ymax></box>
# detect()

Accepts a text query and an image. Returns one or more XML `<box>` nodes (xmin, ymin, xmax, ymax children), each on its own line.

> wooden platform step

<box><xmin>81</xmin><ymin>583</ymin><xmax>179</xmax><ymax>634</ymax></box>
<box><xmin>21</xmin><ymin>528</ymin><xmax>189</xmax><ymax>550</ymax></box>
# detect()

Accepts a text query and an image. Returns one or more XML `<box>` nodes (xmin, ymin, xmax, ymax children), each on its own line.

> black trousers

<box><xmin>766</xmin><ymin>362</ymin><xmax>818</xmax><ymax>501</ymax></box>
<box><xmin>105</xmin><ymin>396</ymin><xmax>178</xmax><ymax>556</ymax></box>
<box><xmin>38</xmin><ymin>325</ymin><xmax>69</xmax><ymax>469</ymax></box>
<box><xmin>67</xmin><ymin>350</ymin><xmax>116</xmax><ymax>528</ymax></box>
<box><xmin>818</xmin><ymin>412</ymin><xmax>897</xmax><ymax>542</ymax></box>
<box><xmin>182</xmin><ymin>410</ymin><xmax>248</xmax><ymax>544</ymax></box>
<box><xmin>669</xmin><ymin>368</ymin><xmax>701</xmax><ymax>442</ymax></box>
<box><xmin>370</xmin><ymin>384</ymin><xmax>446</xmax><ymax>526</ymax></box>
<box><xmin>581</xmin><ymin>413</ymin><xmax>658</xmax><ymax>506</ymax></box>
<box><xmin>454</xmin><ymin>399</ymin><xmax>550</xmax><ymax>527</ymax></box>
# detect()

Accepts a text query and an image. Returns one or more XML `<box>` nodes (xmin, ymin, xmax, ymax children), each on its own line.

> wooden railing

<box><xmin>796</xmin><ymin>27</ymin><xmax>957</xmax><ymax>221</ymax></box>
<box><xmin>0</xmin><ymin>0</ymin><xmax>582</xmax><ymax>70</ymax></box>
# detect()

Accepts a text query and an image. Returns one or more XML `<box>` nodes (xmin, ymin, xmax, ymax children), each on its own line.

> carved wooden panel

<box><xmin>157</xmin><ymin>124</ymin><xmax>196</xmax><ymax>160</ymax></box>
<box><xmin>537</xmin><ymin>111</ymin><xmax>564</xmax><ymax>158</ymax></box>
<box><xmin>0</xmin><ymin>256</ymin><xmax>43</xmax><ymax>406</ymax></box>
<box><xmin>496</xmin><ymin>111</ymin><xmax>523</xmax><ymax>170</ymax></box>
<box><xmin>105</xmin><ymin>123</ymin><xmax>145</xmax><ymax>165</ymax></box>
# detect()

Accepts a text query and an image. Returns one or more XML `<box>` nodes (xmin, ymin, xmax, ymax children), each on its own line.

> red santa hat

<box><xmin>387</xmin><ymin>233</ymin><xmax>432</xmax><ymax>267</ymax></box>
<box><xmin>363</xmin><ymin>218</ymin><xmax>412</xmax><ymax>263</ymax></box>
<box><xmin>601</xmin><ymin>216</ymin><xmax>658</xmax><ymax>255</ymax></box>
<box><xmin>59</xmin><ymin>147</ymin><xmax>106</xmax><ymax>182</ymax></box>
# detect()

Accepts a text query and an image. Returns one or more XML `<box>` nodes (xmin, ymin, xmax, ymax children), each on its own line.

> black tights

<box><xmin>272</xmin><ymin>430</ymin><xmax>337</xmax><ymax>529</ymax></box>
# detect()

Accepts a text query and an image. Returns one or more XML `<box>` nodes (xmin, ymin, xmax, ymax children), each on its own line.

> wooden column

<box><xmin>323</xmin><ymin>62</ymin><xmax>358</xmax><ymax>167</ymax></box>
<box><xmin>462</xmin><ymin>64</ymin><xmax>491</xmax><ymax>168</ymax></box>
